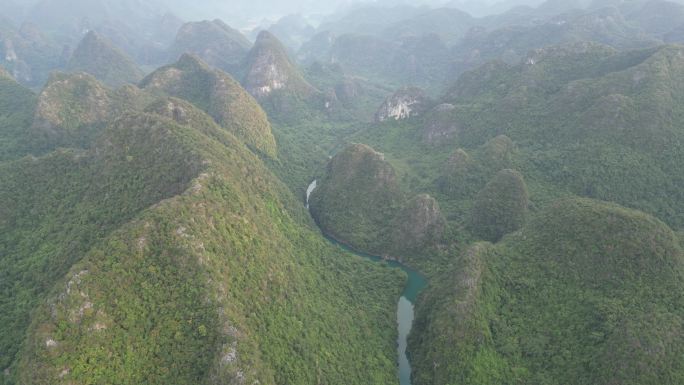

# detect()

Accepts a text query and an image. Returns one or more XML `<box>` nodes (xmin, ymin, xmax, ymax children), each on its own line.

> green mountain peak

<box><xmin>171</xmin><ymin>20</ymin><xmax>251</xmax><ymax>75</ymax></box>
<box><xmin>242</xmin><ymin>30</ymin><xmax>317</xmax><ymax>100</ymax></box>
<box><xmin>66</xmin><ymin>30</ymin><xmax>144</xmax><ymax>88</ymax></box>
<box><xmin>141</xmin><ymin>54</ymin><xmax>277</xmax><ymax>157</ymax></box>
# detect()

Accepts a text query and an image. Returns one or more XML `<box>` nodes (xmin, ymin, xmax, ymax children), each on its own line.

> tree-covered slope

<box><xmin>30</xmin><ymin>72</ymin><xmax>149</xmax><ymax>153</ymax></box>
<box><xmin>170</xmin><ymin>20</ymin><xmax>252</xmax><ymax>75</ymax></box>
<box><xmin>353</xmin><ymin>42</ymin><xmax>684</xmax><ymax>236</ymax></box>
<box><xmin>141</xmin><ymin>54</ymin><xmax>277</xmax><ymax>157</ymax></box>
<box><xmin>242</xmin><ymin>31</ymin><xmax>317</xmax><ymax>102</ymax></box>
<box><xmin>410</xmin><ymin>197</ymin><xmax>684</xmax><ymax>385</ymax></box>
<box><xmin>443</xmin><ymin>42</ymin><xmax>684</xmax><ymax>228</ymax></box>
<box><xmin>452</xmin><ymin>6</ymin><xmax>660</xmax><ymax>74</ymax></box>
<box><xmin>3</xmin><ymin>101</ymin><xmax>403</xmax><ymax>385</ymax></box>
<box><xmin>310</xmin><ymin>143</ymin><xmax>403</xmax><ymax>251</ymax></box>
<box><xmin>310</xmin><ymin>143</ymin><xmax>448</xmax><ymax>264</ymax></box>
<box><xmin>66</xmin><ymin>31</ymin><xmax>144</xmax><ymax>88</ymax></box>
<box><xmin>0</xmin><ymin>21</ymin><xmax>63</xmax><ymax>87</ymax></box>
<box><xmin>0</xmin><ymin>69</ymin><xmax>36</xmax><ymax>161</ymax></box>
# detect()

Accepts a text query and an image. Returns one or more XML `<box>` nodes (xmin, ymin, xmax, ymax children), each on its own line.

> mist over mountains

<box><xmin>4</xmin><ymin>0</ymin><xmax>684</xmax><ymax>384</ymax></box>
<box><xmin>4</xmin><ymin>0</ymin><xmax>549</xmax><ymax>28</ymax></box>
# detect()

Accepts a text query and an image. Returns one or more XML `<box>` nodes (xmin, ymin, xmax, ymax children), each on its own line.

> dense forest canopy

<box><xmin>2</xmin><ymin>0</ymin><xmax>684</xmax><ymax>384</ymax></box>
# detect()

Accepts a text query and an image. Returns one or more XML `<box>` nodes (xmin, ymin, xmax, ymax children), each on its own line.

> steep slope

<box><xmin>310</xmin><ymin>143</ymin><xmax>447</xmax><ymax>262</ymax></box>
<box><xmin>451</xmin><ymin>6</ymin><xmax>660</xmax><ymax>75</ymax></box>
<box><xmin>66</xmin><ymin>31</ymin><xmax>144</xmax><ymax>88</ymax></box>
<box><xmin>0</xmin><ymin>68</ymin><xmax>37</xmax><ymax>161</ymax></box>
<box><xmin>266</xmin><ymin>14</ymin><xmax>316</xmax><ymax>51</ymax></box>
<box><xmin>469</xmin><ymin>169</ymin><xmax>529</xmax><ymax>242</ymax></box>
<box><xmin>300</xmin><ymin>31</ymin><xmax>454</xmax><ymax>94</ymax></box>
<box><xmin>30</xmin><ymin>72</ymin><xmax>148</xmax><ymax>152</ymax></box>
<box><xmin>316</xmin><ymin>5</ymin><xmax>426</xmax><ymax>36</ymax></box>
<box><xmin>385</xmin><ymin>194</ymin><xmax>446</xmax><ymax>257</ymax></box>
<box><xmin>375</xmin><ymin>87</ymin><xmax>430</xmax><ymax>122</ymax></box>
<box><xmin>441</xmin><ymin>43</ymin><xmax>684</xmax><ymax>227</ymax></box>
<box><xmin>0</xmin><ymin>21</ymin><xmax>63</xmax><ymax>87</ymax></box>
<box><xmin>26</xmin><ymin>0</ymin><xmax>185</xmax><ymax>66</ymax></box>
<box><xmin>170</xmin><ymin>20</ymin><xmax>251</xmax><ymax>75</ymax></box>
<box><xmin>141</xmin><ymin>54</ymin><xmax>277</xmax><ymax>157</ymax></box>
<box><xmin>327</xmin><ymin>34</ymin><xmax>399</xmax><ymax>82</ymax></box>
<box><xmin>3</xmin><ymin>102</ymin><xmax>403</xmax><ymax>385</ymax></box>
<box><xmin>625</xmin><ymin>0</ymin><xmax>684</xmax><ymax>38</ymax></box>
<box><xmin>411</xmin><ymin>198</ymin><xmax>684</xmax><ymax>384</ymax></box>
<box><xmin>310</xmin><ymin>143</ymin><xmax>402</xmax><ymax>252</ymax></box>
<box><xmin>242</xmin><ymin>31</ymin><xmax>317</xmax><ymax>101</ymax></box>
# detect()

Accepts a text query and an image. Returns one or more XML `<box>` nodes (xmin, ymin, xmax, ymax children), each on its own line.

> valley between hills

<box><xmin>2</xmin><ymin>1</ymin><xmax>684</xmax><ymax>384</ymax></box>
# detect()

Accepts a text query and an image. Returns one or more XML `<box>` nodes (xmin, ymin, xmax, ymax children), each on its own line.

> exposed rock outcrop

<box><xmin>242</xmin><ymin>31</ymin><xmax>316</xmax><ymax>100</ymax></box>
<box><xmin>375</xmin><ymin>87</ymin><xmax>429</xmax><ymax>122</ymax></box>
<box><xmin>0</xmin><ymin>22</ymin><xmax>62</xmax><ymax>86</ymax></box>
<box><xmin>3</xmin><ymin>38</ymin><xmax>18</xmax><ymax>62</ymax></box>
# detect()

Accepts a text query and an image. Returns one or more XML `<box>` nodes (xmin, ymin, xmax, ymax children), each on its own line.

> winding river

<box><xmin>306</xmin><ymin>180</ymin><xmax>427</xmax><ymax>385</ymax></box>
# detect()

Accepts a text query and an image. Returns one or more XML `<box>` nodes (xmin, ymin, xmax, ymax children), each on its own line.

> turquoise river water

<box><xmin>306</xmin><ymin>180</ymin><xmax>428</xmax><ymax>385</ymax></box>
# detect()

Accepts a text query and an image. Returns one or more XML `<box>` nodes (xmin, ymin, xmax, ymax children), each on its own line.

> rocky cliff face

<box><xmin>242</xmin><ymin>31</ymin><xmax>316</xmax><ymax>100</ymax></box>
<box><xmin>375</xmin><ymin>87</ymin><xmax>429</xmax><ymax>122</ymax></box>
<box><xmin>3</xmin><ymin>38</ymin><xmax>18</xmax><ymax>62</ymax></box>
<box><xmin>141</xmin><ymin>54</ymin><xmax>277</xmax><ymax>157</ymax></box>
<box><xmin>0</xmin><ymin>22</ymin><xmax>62</xmax><ymax>86</ymax></box>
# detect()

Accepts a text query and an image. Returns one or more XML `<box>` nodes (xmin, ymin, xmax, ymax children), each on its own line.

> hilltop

<box><xmin>242</xmin><ymin>31</ymin><xmax>317</xmax><ymax>101</ymax></box>
<box><xmin>443</xmin><ymin>42</ymin><xmax>684</xmax><ymax>227</ymax></box>
<box><xmin>170</xmin><ymin>20</ymin><xmax>251</xmax><ymax>75</ymax></box>
<box><xmin>30</xmin><ymin>72</ymin><xmax>148</xmax><ymax>152</ymax></box>
<box><xmin>411</xmin><ymin>197</ymin><xmax>684</xmax><ymax>384</ymax></box>
<box><xmin>66</xmin><ymin>31</ymin><xmax>144</xmax><ymax>88</ymax></box>
<box><xmin>310</xmin><ymin>143</ymin><xmax>447</xmax><ymax>262</ymax></box>
<box><xmin>0</xmin><ymin>20</ymin><xmax>62</xmax><ymax>86</ymax></box>
<box><xmin>141</xmin><ymin>54</ymin><xmax>277</xmax><ymax>157</ymax></box>
<box><xmin>350</xmin><ymin>42</ymin><xmax>684</xmax><ymax>237</ymax></box>
<box><xmin>1</xmin><ymin>93</ymin><xmax>404</xmax><ymax>385</ymax></box>
<box><xmin>310</xmin><ymin>143</ymin><xmax>402</xmax><ymax>252</ymax></box>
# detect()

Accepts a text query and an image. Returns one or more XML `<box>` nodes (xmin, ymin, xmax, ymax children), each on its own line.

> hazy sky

<box><xmin>164</xmin><ymin>0</ymin><xmax>543</xmax><ymax>26</ymax></box>
<box><xmin>4</xmin><ymin>0</ymin><xmax>546</xmax><ymax>29</ymax></box>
